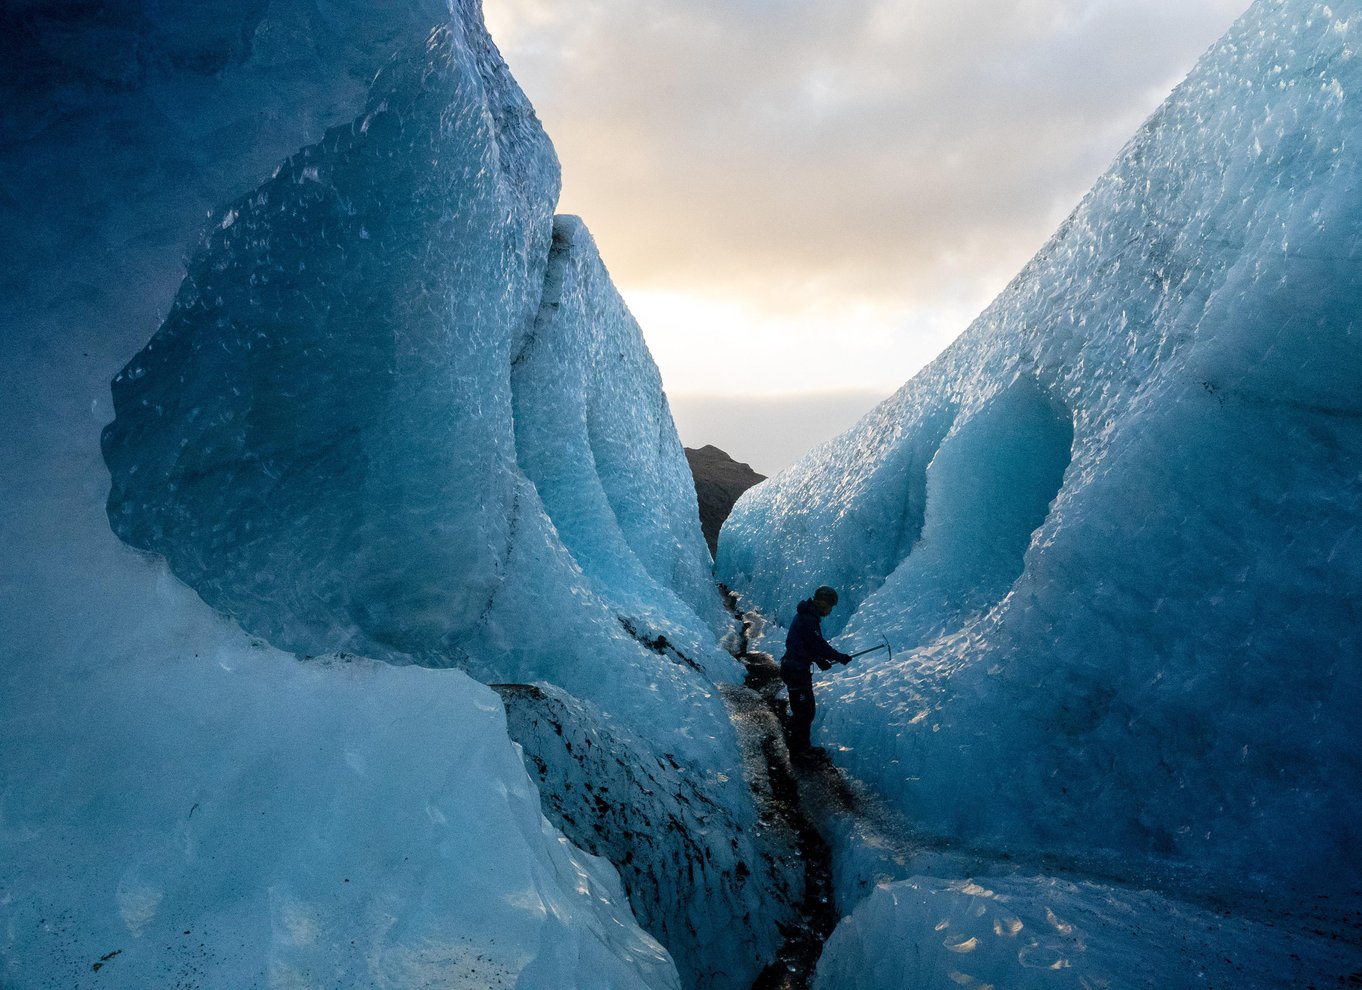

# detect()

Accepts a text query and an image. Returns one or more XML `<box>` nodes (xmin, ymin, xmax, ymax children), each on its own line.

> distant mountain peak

<box><xmin>685</xmin><ymin>445</ymin><xmax>765</xmax><ymax>556</ymax></box>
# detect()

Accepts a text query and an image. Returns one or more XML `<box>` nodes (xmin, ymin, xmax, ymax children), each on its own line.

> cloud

<box><xmin>487</xmin><ymin>0</ymin><xmax>1248</xmax><ymax>310</ymax></box>
<box><xmin>483</xmin><ymin>0</ymin><xmax>1247</xmax><ymax>467</ymax></box>
<box><xmin>625</xmin><ymin>288</ymin><xmax>971</xmax><ymax>399</ymax></box>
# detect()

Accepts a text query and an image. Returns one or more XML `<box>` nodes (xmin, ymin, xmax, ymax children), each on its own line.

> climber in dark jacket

<box><xmin>779</xmin><ymin>585</ymin><xmax>851</xmax><ymax>757</ymax></box>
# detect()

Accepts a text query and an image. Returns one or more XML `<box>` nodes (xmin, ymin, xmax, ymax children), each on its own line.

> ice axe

<box><xmin>843</xmin><ymin>635</ymin><xmax>893</xmax><ymax>664</ymax></box>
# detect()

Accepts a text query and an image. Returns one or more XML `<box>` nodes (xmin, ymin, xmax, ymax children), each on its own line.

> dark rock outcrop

<box><xmin>685</xmin><ymin>445</ymin><xmax>765</xmax><ymax>556</ymax></box>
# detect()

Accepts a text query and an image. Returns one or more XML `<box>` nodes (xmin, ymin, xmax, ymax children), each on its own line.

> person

<box><xmin>779</xmin><ymin>585</ymin><xmax>851</xmax><ymax>757</ymax></box>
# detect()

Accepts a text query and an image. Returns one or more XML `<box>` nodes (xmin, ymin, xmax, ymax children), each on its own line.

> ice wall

<box><xmin>813</xmin><ymin>875</ymin><xmax>1361</xmax><ymax>990</ymax></box>
<box><xmin>512</xmin><ymin>214</ymin><xmax>732</xmax><ymax>658</ymax></box>
<box><xmin>719</xmin><ymin>0</ymin><xmax>1361</xmax><ymax>918</ymax></box>
<box><xmin>100</xmin><ymin>14</ymin><xmax>560</xmax><ymax>661</ymax></box>
<box><xmin>1</xmin><ymin>601</ymin><xmax>678</xmax><ymax>989</ymax></box>
<box><xmin>95</xmin><ymin>6</ymin><xmax>738</xmax><ymax>756</ymax></box>
<box><xmin>2</xmin><ymin>0</ymin><xmax>742</xmax><ymax>986</ymax></box>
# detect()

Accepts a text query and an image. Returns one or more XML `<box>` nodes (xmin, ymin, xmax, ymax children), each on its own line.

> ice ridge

<box><xmin>101</xmin><ymin>16</ymin><xmax>561</xmax><ymax>660</ymax></box>
<box><xmin>719</xmin><ymin>0</ymin><xmax>1362</xmax><ymax>924</ymax></box>
<box><xmin>3</xmin><ymin>1</ymin><xmax>765</xmax><ymax>987</ymax></box>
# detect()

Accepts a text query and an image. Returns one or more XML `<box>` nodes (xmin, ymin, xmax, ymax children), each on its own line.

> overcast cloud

<box><xmin>484</xmin><ymin>0</ymin><xmax>1249</xmax><ymax>466</ymax></box>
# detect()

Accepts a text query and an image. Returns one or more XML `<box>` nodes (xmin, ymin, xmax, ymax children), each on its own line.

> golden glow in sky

<box><xmin>485</xmin><ymin>0</ymin><xmax>1248</xmax><ymax>469</ymax></box>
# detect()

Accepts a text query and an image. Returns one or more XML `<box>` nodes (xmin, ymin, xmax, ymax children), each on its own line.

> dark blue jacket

<box><xmin>780</xmin><ymin>599</ymin><xmax>848</xmax><ymax>682</ymax></box>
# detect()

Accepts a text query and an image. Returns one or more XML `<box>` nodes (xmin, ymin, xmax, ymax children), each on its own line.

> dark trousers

<box><xmin>782</xmin><ymin>671</ymin><xmax>816</xmax><ymax>750</ymax></box>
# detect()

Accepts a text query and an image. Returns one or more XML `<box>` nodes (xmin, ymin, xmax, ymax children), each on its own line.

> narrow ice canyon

<box><xmin>1</xmin><ymin>1</ymin><xmax>1358</xmax><ymax>988</ymax></box>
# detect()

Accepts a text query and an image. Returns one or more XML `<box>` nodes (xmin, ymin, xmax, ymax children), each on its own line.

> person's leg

<box><xmin>786</xmin><ymin>680</ymin><xmax>815</xmax><ymax>751</ymax></box>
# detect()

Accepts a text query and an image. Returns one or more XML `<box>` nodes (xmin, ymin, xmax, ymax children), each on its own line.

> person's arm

<box><xmin>814</xmin><ymin>635</ymin><xmax>851</xmax><ymax>668</ymax></box>
<box><xmin>793</xmin><ymin>614</ymin><xmax>850</xmax><ymax>669</ymax></box>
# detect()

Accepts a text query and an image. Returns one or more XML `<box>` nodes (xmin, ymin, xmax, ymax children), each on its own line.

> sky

<box><xmin>485</xmin><ymin>0</ymin><xmax>1250</xmax><ymax>475</ymax></box>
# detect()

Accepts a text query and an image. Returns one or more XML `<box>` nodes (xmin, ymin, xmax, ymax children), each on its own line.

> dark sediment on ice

<box><xmin>493</xmin><ymin>679</ymin><xmax>799</xmax><ymax>990</ymax></box>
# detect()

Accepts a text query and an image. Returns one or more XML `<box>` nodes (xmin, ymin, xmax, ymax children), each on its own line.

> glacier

<box><xmin>6</xmin><ymin>0</ymin><xmax>1362</xmax><ymax>987</ymax></box>
<box><xmin>718</xmin><ymin>0</ymin><xmax>1362</xmax><ymax>984</ymax></box>
<box><xmin>814</xmin><ymin>874</ymin><xmax>1361</xmax><ymax>990</ymax></box>
<box><xmin>2</xmin><ymin>1</ymin><xmax>775</xmax><ymax>987</ymax></box>
<box><xmin>3</xmin><ymin>610</ymin><xmax>679</xmax><ymax>989</ymax></box>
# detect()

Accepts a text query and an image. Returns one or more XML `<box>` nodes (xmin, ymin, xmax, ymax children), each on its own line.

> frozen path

<box><xmin>718</xmin><ymin>593</ymin><xmax>842</xmax><ymax>990</ymax></box>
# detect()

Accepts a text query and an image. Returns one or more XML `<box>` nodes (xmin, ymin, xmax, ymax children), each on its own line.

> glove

<box><xmin>837</xmin><ymin>652</ymin><xmax>852</xmax><ymax>665</ymax></box>
<box><xmin>815</xmin><ymin>658</ymin><xmax>833</xmax><ymax>671</ymax></box>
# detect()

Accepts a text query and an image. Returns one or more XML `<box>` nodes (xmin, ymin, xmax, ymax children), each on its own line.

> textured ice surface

<box><xmin>0</xmin><ymin>603</ymin><xmax>678</xmax><ymax>989</ymax></box>
<box><xmin>102</xmin><ymin>15</ymin><xmax>561</xmax><ymax>660</ymax></box>
<box><xmin>497</xmin><ymin>682</ymin><xmax>798</xmax><ymax>990</ymax></box>
<box><xmin>2</xmin><ymin>1</ymin><xmax>730</xmax><ymax>986</ymax></box>
<box><xmin>97</xmin><ymin>4</ymin><xmax>739</xmax><ymax>770</ymax></box>
<box><xmin>718</xmin><ymin>0</ymin><xmax>1361</xmax><ymax>922</ymax></box>
<box><xmin>814</xmin><ymin>875</ymin><xmax>1361</xmax><ymax>990</ymax></box>
<box><xmin>513</xmin><ymin>214</ymin><xmax>732</xmax><ymax>658</ymax></box>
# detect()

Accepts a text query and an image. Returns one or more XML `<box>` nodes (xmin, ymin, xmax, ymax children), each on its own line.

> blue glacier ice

<box><xmin>513</xmin><ymin>214</ymin><xmax>730</xmax><ymax>650</ymax></box>
<box><xmin>6</xmin><ymin>0</ymin><xmax>1362</xmax><ymax>986</ymax></box>
<box><xmin>99</xmin><ymin>16</ymin><xmax>562</xmax><ymax>662</ymax></box>
<box><xmin>3</xmin><ymin>615</ymin><xmax>679</xmax><ymax>989</ymax></box>
<box><xmin>2</xmin><ymin>1</ymin><xmax>774</xmax><ymax>987</ymax></box>
<box><xmin>719</xmin><ymin>0</ymin><xmax>1362</xmax><ymax>980</ymax></box>
<box><xmin>814</xmin><ymin>874</ymin><xmax>1360</xmax><ymax>990</ymax></box>
<box><xmin>96</xmin><ymin>9</ymin><xmax>738</xmax><ymax>752</ymax></box>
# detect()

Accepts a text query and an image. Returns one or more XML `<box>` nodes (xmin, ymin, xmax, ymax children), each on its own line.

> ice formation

<box><xmin>8</xmin><ymin>0</ymin><xmax>1362</xmax><ymax>985</ymax></box>
<box><xmin>2</xmin><ymin>608</ymin><xmax>677</xmax><ymax>989</ymax></box>
<box><xmin>3</xmin><ymin>0</ymin><xmax>764</xmax><ymax>986</ymax></box>
<box><xmin>720</xmin><ymin>0</ymin><xmax>1361</xmax><ymax>970</ymax></box>
<box><xmin>814</xmin><ymin>875</ymin><xmax>1361</xmax><ymax>990</ymax></box>
<box><xmin>510</xmin><ymin>214</ymin><xmax>732</xmax><ymax>663</ymax></box>
<box><xmin>97</xmin><ymin>9</ymin><xmax>738</xmax><ymax>761</ymax></box>
<box><xmin>498</xmin><ymin>682</ymin><xmax>799</xmax><ymax>989</ymax></box>
<box><xmin>99</xmin><ymin>15</ymin><xmax>551</xmax><ymax>662</ymax></box>
<box><xmin>95</xmin><ymin>2</ymin><xmax>742</xmax><ymax>780</ymax></box>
